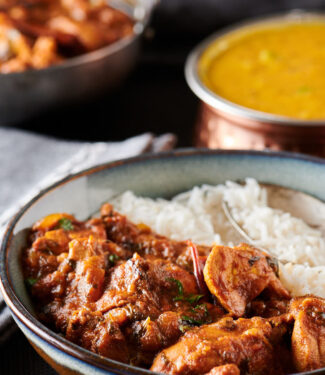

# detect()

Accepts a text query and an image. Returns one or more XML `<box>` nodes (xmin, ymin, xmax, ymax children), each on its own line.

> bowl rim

<box><xmin>0</xmin><ymin>0</ymin><xmax>153</xmax><ymax>78</ymax></box>
<box><xmin>2</xmin><ymin>148</ymin><xmax>325</xmax><ymax>375</ymax></box>
<box><xmin>185</xmin><ymin>9</ymin><xmax>325</xmax><ymax>127</ymax></box>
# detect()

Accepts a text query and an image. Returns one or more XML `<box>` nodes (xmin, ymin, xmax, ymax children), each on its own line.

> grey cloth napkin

<box><xmin>0</xmin><ymin>127</ymin><xmax>176</xmax><ymax>343</ymax></box>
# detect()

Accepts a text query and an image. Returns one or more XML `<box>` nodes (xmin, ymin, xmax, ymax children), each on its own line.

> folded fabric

<box><xmin>0</xmin><ymin>127</ymin><xmax>176</xmax><ymax>344</ymax></box>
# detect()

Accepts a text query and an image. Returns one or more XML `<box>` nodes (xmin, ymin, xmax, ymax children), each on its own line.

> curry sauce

<box><xmin>22</xmin><ymin>204</ymin><xmax>325</xmax><ymax>375</ymax></box>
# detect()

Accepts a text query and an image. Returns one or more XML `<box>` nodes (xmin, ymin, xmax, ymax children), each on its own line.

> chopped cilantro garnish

<box><xmin>179</xmin><ymin>303</ymin><xmax>211</xmax><ymax>332</ymax></box>
<box><xmin>167</xmin><ymin>278</ymin><xmax>204</xmax><ymax>305</ymax></box>
<box><xmin>58</xmin><ymin>218</ymin><xmax>74</xmax><ymax>231</ymax></box>
<box><xmin>191</xmin><ymin>303</ymin><xmax>209</xmax><ymax>314</ymax></box>
<box><xmin>181</xmin><ymin>315</ymin><xmax>204</xmax><ymax>326</ymax></box>
<box><xmin>25</xmin><ymin>278</ymin><xmax>37</xmax><ymax>287</ymax></box>
<box><xmin>179</xmin><ymin>324</ymin><xmax>191</xmax><ymax>333</ymax></box>
<box><xmin>109</xmin><ymin>254</ymin><xmax>120</xmax><ymax>264</ymax></box>
<box><xmin>166</xmin><ymin>277</ymin><xmax>184</xmax><ymax>298</ymax></box>
<box><xmin>173</xmin><ymin>295</ymin><xmax>185</xmax><ymax>302</ymax></box>
<box><xmin>186</xmin><ymin>294</ymin><xmax>204</xmax><ymax>304</ymax></box>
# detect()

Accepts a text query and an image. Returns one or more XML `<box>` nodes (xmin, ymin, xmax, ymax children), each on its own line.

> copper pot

<box><xmin>185</xmin><ymin>11</ymin><xmax>325</xmax><ymax>157</ymax></box>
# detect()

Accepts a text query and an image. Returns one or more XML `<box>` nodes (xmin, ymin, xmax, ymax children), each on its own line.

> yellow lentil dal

<box><xmin>199</xmin><ymin>21</ymin><xmax>325</xmax><ymax>120</ymax></box>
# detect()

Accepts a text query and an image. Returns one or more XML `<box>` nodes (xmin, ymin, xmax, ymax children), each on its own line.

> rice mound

<box><xmin>110</xmin><ymin>178</ymin><xmax>325</xmax><ymax>298</ymax></box>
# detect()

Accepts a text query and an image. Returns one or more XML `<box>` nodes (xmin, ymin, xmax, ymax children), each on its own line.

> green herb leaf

<box><xmin>167</xmin><ymin>278</ymin><xmax>205</xmax><ymax>305</ymax></box>
<box><xmin>181</xmin><ymin>315</ymin><xmax>204</xmax><ymax>326</ymax></box>
<box><xmin>25</xmin><ymin>278</ymin><xmax>37</xmax><ymax>287</ymax></box>
<box><xmin>166</xmin><ymin>277</ymin><xmax>184</xmax><ymax>298</ymax></box>
<box><xmin>173</xmin><ymin>295</ymin><xmax>185</xmax><ymax>302</ymax></box>
<box><xmin>179</xmin><ymin>324</ymin><xmax>192</xmax><ymax>333</ymax></box>
<box><xmin>190</xmin><ymin>304</ymin><xmax>212</xmax><ymax>325</ymax></box>
<box><xmin>109</xmin><ymin>254</ymin><xmax>120</xmax><ymax>264</ymax></box>
<box><xmin>58</xmin><ymin>218</ymin><xmax>74</xmax><ymax>231</ymax></box>
<box><xmin>192</xmin><ymin>303</ymin><xmax>208</xmax><ymax>314</ymax></box>
<box><xmin>186</xmin><ymin>294</ymin><xmax>204</xmax><ymax>304</ymax></box>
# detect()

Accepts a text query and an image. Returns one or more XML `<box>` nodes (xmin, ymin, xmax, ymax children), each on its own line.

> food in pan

<box><xmin>0</xmin><ymin>0</ymin><xmax>133</xmax><ymax>73</ymax></box>
<box><xmin>199</xmin><ymin>20</ymin><xmax>325</xmax><ymax>120</ymax></box>
<box><xmin>22</xmin><ymin>180</ymin><xmax>325</xmax><ymax>374</ymax></box>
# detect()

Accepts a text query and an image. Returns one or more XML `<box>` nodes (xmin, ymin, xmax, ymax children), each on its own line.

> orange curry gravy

<box><xmin>22</xmin><ymin>203</ymin><xmax>325</xmax><ymax>375</ymax></box>
<box><xmin>0</xmin><ymin>0</ymin><xmax>133</xmax><ymax>73</ymax></box>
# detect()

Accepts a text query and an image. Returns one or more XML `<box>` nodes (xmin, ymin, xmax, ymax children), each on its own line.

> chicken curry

<box><xmin>0</xmin><ymin>0</ymin><xmax>133</xmax><ymax>73</ymax></box>
<box><xmin>22</xmin><ymin>203</ymin><xmax>325</xmax><ymax>375</ymax></box>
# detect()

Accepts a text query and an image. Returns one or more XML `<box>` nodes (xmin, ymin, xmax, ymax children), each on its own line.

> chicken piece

<box><xmin>23</xmin><ymin>241</ymin><xmax>59</xmax><ymax>278</ymax></box>
<box><xmin>0</xmin><ymin>56</ymin><xmax>28</xmax><ymax>72</ymax></box>
<box><xmin>30</xmin><ymin>237</ymin><xmax>210</xmax><ymax>361</ymax></box>
<box><xmin>30</xmin><ymin>241</ymin><xmax>124</xmax><ymax>335</ymax></box>
<box><xmin>95</xmin><ymin>253</ymin><xmax>199</xmax><ymax>315</ymax></box>
<box><xmin>31</xmin><ymin>36</ymin><xmax>60</xmax><ymax>68</ymax></box>
<box><xmin>151</xmin><ymin>316</ymin><xmax>285</xmax><ymax>375</ymax></box>
<box><xmin>127</xmin><ymin>304</ymin><xmax>220</xmax><ymax>367</ymax></box>
<box><xmin>0</xmin><ymin>12</ymin><xmax>33</xmax><ymax>72</ymax></box>
<box><xmin>30</xmin><ymin>214</ymin><xmax>108</xmax><ymax>256</ymax></box>
<box><xmin>248</xmin><ymin>298</ymin><xmax>289</xmax><ymax>318</ymax></box>
<box><xmin>47</xmin><ymin>15</ymin><xmax>108</xmax><ymax>51</ymax></box>
<box><xmin>64</xmin><ymin>236</ymin><xmax>129</xmax><ymax>304</ymax></box>
<box><xmin>23</xmin><ymin>219</ymin><xmax>116</xmax><ymax>283</ymax></box>
<box><xmin>31</xmin><ymin>269</ymin><xmax>67</xmax><ymax>302</ymax></box>
<box><xmin>30</xmin><ymin>240</ymin><xmax>108</xmax><ymax>305</ymax></box>
<box><xmin>60</xmin><ymin>0</ymin><xmax>91</xmax><ymax>21</ymax></box>
<box><xmin>33</xmin><ymin>213</ymin><xmax>76</xmax><ymax>232</ymax></box>
<box><xmin>66</xmin><ymin>308</ymin><xmax>129</xmax><ymax>362</ymax></box>
<box><xmin>44</xmin><ymin>229</ymin><xmax>70</xmax><ymax>249</ymax></box>
<box><xmin>290</xmin><ymin>296</ymin><xmax>325</xmax><ymax>372</ymax></box>
<box><xmin>74</xmin><ymin>255</ymin><xmax>106</xmax><ymax>302</ymax></box>
<box><xmin>95</xmin><ymin>253</ymin><xmax>218</xmax><ymax>366</ymax></box>
<box><xmin>157</xmin><ymin>311</ymin><xmax>184</xmax><ymax>346</ymax></box>
<box><xmin>85</xmin><ymin>218</ymin><xmax>107</xmax><ymax>239</ymax></box>
<box><xmin>100</xmin><ymin>203</ymin><xmax>211</xmax><ymax>268</ymax></box>
<box><xmin>205</xmin><ymin>364</ymin><xmax>240</xmax><ymax>375</ymax></box>
<box><xmin>203</xmin><ymin>243</ymin><xmax>290</xmax><ymax>316</ymax></box>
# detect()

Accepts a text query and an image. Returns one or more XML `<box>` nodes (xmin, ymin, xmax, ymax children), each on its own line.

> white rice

<box><xmin>110</xmin><ymin>178</ymin><xmax>325</xmax><ymax>298</ymax></box>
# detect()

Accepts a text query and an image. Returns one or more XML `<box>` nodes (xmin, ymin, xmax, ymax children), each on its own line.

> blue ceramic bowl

<box><xmin>1</xmin><ymin>149</ymin><xmax>325</xmax><ymax>375</ymax></box>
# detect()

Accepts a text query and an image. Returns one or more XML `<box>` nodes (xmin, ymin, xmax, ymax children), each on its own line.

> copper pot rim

<box><xmin>185</xmin><ymin>9</ymin><xmax>325</xmax><ymax>127</ymax></box>
<box><xmin>200</xmin><ymin>102</ymin><xmax>325</xmax><ymax>137</ymax></box>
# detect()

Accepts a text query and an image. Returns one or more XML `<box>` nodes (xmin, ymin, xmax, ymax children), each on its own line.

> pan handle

<box><xmin>135</xmin><ymin>0</ymin><xmax>159</xmax><ymax>27</ymax></box>
<box><xmin>108</xmin><ymin>0</ymin><xmax>159</xmax><ymax>27</ymax></box>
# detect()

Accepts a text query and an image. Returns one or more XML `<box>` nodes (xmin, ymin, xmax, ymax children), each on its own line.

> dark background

<box><xmin>4</xmin><ymin>0</ymin><xmax>325</xmax><ymax>374</ymax></box>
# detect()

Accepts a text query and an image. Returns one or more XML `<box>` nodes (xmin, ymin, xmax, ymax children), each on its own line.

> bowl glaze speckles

<box><xmin>1</xmin><ymin>149</ymin><xmax>325</xmax><ymax>375</ymax></box>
